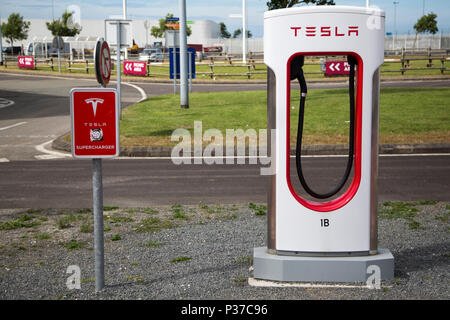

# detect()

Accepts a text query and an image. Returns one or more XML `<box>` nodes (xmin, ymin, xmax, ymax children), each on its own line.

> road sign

<box><xmin>94</xmin><ymin>40</ymin><xmax>112</xmax><ymax>86</ymax></box>
<box><xmin>70</xmin><ymin>88</ymin><xmax>119</xmax><ymax>158</ymax></box>
<box><xmin>325</xmin><ymin>61</ymin><xmax>350</xmax><ymax>76</ymax></box>
<box><xmin>18</xmin><ymin>56</ymin><xmax>34</xmax><ymax>69</ymax></box>
<box><xmin>165</xmin><ymin>23</ymin><xmax>179</xmax><ymax>29</ymax></box>
<box><xmin>166</xmin><ymin>17</ymin><xmax>179</xmax><ymax>21</ymax></box>
<box><xmin>169</xmin><ymin>47</ymin><xmax>196</xmax><ymax>79</ymax></box>
<box><xmin>104</xmin><ymin>19</ymin><xmax>132</xmax><ymax>48</ymax></box>
<box><xmin>123</xmin><ymin>61</ymin><xmax>146</xmax><ymax>76</ymax></box>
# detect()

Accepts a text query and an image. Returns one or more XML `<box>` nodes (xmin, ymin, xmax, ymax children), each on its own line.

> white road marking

<box><xmin>0</xmin><ymin>158</ymin><xmax>10</xmax><ymax>162</ymax></box>
<box><xmin>123</xmin><ymin>82</ymin><xmax>147</xmax><ymax>102</ymax></box>
<box><xmin>34</xmin><ymin>140</ymin><xmax>72</xmax><ymax>159</ymax></box>
<box><xmin>0</xmin><ymin>122</ymin><xmax>27</xmax><ymax>131</ymax></box>
<box><xmin>0</xmin><ymin>98</ymin><xmax>15</xmax><ymax>109</ymax></box>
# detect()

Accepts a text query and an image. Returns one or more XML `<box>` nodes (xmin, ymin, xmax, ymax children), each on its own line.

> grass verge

<box><xmin>119</xmin><ymin>87</ymin><xmax>450</xmax><ymax>147</ymax></box>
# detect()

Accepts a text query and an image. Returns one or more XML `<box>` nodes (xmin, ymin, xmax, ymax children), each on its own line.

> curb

<box><xmin>52</xmin><ymin>134</ymin><xmax>450</xmax><ymax>157</ymax></box>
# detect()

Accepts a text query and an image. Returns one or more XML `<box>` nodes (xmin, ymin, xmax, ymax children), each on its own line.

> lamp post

<box><xmin>393</xmin><ymin>1</ymin><xmax>399</xmax><ymax>51</ymax></box>
<box><xmin>242</xmin><ymin>0</ymin><xmax>247</xmax><ymax>64</ymax></box>
<box><xmin>179</xmin><ymin>0</ymin><xmax>189</xmax><ymax>109</ymax></box>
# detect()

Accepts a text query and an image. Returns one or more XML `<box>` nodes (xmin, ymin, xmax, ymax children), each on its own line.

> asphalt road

<box><xmin>0</xmin><ymin>155</ymin><xmax>448</xmax><ymax>208</ymax></box>
<box><xmin>1</xmin><ymin>72</ymin><xmax>449</xmax><ymax>162</ymax></box>
<box><xmin>0</xmin><ymin>72</ymin><xmax>449</xmax><ymax>208</ymax></box>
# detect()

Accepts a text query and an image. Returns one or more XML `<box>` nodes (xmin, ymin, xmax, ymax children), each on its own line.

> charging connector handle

<box><xmin>294</xmin><ymin>56</ymin><xmax>356</xmax><ymax>199</ymax></box>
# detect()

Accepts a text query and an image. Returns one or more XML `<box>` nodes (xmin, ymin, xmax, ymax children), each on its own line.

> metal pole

<box><xmin>116</xmin><ymin>23</ymin><xmax>122</xmax><ymax>119</ymax></box>
<box><xmin>0</xmin><ymin>22</ymin><xmax>3</xmax><ymax>65</ymax></box>
<box><xmin>394</xmin><ymin>2</ymin><xmax>399</xmax><ymax>51</ymax></box>
<box><xmin>188</xmin><ymin>50</ymin><xmax>192</xmax><ymax>93</ymax></box>
<box><xmin>92</xmin><ymin>158</ymin><xmax>105</xmax><ymax>292</ymax></box>
<box><xmin>242</xmin><ymin>0</ymin><xmax>247</xmax><ymax>64</ymax></box>
<box><xmin>179</xmin><ymin>0</ymin><xmax>189</xmax><ymax>108</ymax></box>
<box><xmin>173</xmin><ymin>46</ymin><xmax>177</xmax><ymax>94</ymax></box>
<box><xmin>123</xmin><ymin>0</ymin><xmax>128</xmax><ymax>60</ymax></box>
<box><xmin>57</xmin><ymin>38</ymin><xmax>61</xmax><ymax>73</ymax></box>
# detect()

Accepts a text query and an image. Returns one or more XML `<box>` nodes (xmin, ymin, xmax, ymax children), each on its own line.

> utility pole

<box><xmin>0</xmin><ymin>20</ymin><xmax>3</xmax><ymax>66</ymax></box>
<box><xmin>179</xmin><ymin>0</ymin><xmax>189</xmax><ymax>109</ymax></box>
<box><xmin>242</xmin><ymin>0</ymin><xmax>247</xmax><ymax>64</ymax></box>
<box><xmin>393</xmin><ymin>1</ymin><xmax>399</xmax><ymax>50</ymax></box>
<box><xmin>123</xmin><ymin>0</ymin><xmax>128</xmax><ymax>59</ymax></box>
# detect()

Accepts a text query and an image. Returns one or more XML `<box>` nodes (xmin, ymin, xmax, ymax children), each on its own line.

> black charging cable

<box><xmin>293</xmin><ymin>56</ymin><xmax>357</xmax><ymax>199</ymax></box>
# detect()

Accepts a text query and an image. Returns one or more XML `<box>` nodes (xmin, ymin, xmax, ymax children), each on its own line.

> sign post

<box><xmin>53</xmin><ymin>36</ymin><xmax>64</xmax><ymax>73</ymax></box>
<box><xmin>104</xmin><ymin>19</ymin><xmax>132</xmax><ymax>119</ymax></box>
<box><xmin>70</xmin><ymin>88</ymin><xmax>119</xmax><ymax>292</ymax></box>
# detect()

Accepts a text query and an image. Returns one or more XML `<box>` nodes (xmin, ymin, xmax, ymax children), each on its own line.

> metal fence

<box><xmin>2</xmin><ymin>49</ymin><xmax>449</xmax><ymax>79</ymax></box>
<box><xmin>203</xmin><ymin>34</ymin><xmax>450</xmax><ymax>55</ymax></box>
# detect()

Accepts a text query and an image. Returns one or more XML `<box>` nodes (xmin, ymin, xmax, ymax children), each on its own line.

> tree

<box><xmin>46</xmin><ymin>11</ymin><xmax>82</xmax><ymax>37</ymax></box>
<box><xmin>233</xmin><ymin>28</ymin><xmax>252</xmax><ymax>39</ymax></box>
<box><xmin>219</xmin><ymin>22</ymin><xmax>231</xmax><ymax>39</ymax></box>
<box><xmin>150</xmin><ymin>13</ymin><xmax>192</xmax><ymax>39</ymax></box>
<box><xmin>413</xmin><ymin>13</ymin><xmax>438</xmax><ymax>49</ymax></box>
<box><xmin>267</xmin><ymin>0</ymin><xmax>335</xmax><ymax>10</ymax></box>
<box><xmin>413</xmin><ymin>12</ymin><xmax>438</xmax><ymax>35</ymax></box>
<box><xmin>1</xmin><ymin>13</ymin><xmax>30</xmax><ymax>49</ymax></box>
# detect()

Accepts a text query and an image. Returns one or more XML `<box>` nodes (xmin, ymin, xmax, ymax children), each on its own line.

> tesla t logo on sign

<box><xmin>70</xmin><ymin>88</ymin><xmax>119</xmax><ymax>158</ymax></box>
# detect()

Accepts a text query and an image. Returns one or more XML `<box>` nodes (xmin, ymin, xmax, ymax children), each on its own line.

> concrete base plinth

<box><xmin>252</xmin><ymin>247</ymin><xmax>394</xmax><ymax>283</ymax></box>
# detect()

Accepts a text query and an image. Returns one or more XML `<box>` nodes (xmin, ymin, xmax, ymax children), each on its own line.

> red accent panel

<box><xmin>286</xmin><ymin>52</ymin><xmax>363</xmax><ymax>212</ymax></box>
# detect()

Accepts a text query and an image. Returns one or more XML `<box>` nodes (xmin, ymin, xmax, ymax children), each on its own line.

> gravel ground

<box><xmin>0</xmin><ymin>201</ymin><xmax>448</xmax><ymax>300</ymax></box>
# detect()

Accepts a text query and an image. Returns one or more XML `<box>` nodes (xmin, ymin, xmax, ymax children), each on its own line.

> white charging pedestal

<box><xmin>253</xmin><ymin>6</ymin><xmax>394</xmax><ymax>284</ymax></box>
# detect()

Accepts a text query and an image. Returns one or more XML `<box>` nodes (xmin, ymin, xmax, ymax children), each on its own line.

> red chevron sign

<box><xmin>325</xmin><ymin>61</ymin><xmax>350</xmax><ymax>76</ymax></box>
<box><xmin>18</xmin><ymin>56</ymin><xmax>34</xmax><ymax>69</ymax></box>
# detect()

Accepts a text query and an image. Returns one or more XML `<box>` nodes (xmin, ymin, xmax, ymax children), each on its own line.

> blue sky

<box><xmin>1</xmin><ymin>0</ymin><xmax>449</xmax><ymax>37</ymax></box>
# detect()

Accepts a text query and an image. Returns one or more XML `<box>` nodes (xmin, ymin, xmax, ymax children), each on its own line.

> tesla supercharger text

<box><xmin>253</xmin><ymin>6</ymin><xmax>394</xmax><ymax>283</ymax></box>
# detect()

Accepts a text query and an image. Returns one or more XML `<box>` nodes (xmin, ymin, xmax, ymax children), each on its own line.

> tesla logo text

<box><xmin>290</xmin><ymin>26</ymin><xmax>359</xmax><ymax>37</ymax></box>
<box><xmin>85</xmin><ymin>98</ymin><xmax>104</xmax><ymax>117</ymax></box>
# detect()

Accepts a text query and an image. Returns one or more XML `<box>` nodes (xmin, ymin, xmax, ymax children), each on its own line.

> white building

<box><xmin>2</xmin><ymin>18</ymin><xmax>221</xmax><ymax>49</ymax></box>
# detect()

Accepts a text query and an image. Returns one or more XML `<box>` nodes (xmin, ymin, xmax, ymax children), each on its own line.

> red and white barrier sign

<box><xmin>325</xmin><ymin>61</ymin><xmax>350</xmax><ymax>76</ymax></box>
<box><xmin>123</xmin><ymin>61</ymin><xmax>147</xmax><ymax>76</ymax></box>
<box><xmin>18</xmin><ymin>56</ymin><xmax>34</xmax><ymax>69</ymax></box>
<box><xmin>70</xmin><ymin>88</ymin><xmax>119</xmax><ymax>158</ymax></box>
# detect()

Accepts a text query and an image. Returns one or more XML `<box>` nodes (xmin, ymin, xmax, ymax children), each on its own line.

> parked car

<box><xmin>139</xmin><ymin>48</ymin><xmax>164</xmax><ymax>62</ymax></box>
<box><xmin>2</xmin><ymin>46</ymin><xmax>22</xmax><ymax>55</ymax></box>
<box><xmin>149</xmin><ymin>53</ymin><xmax>165</xmax><ymax>62</ymax></box>
<box><xmin>138</xmin><ymin>48</ymin><xmax>153</xmax><ymax>61</ymax></box>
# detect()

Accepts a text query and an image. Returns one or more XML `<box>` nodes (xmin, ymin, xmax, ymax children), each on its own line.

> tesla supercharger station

<box><xmin>253</xmin><ymin>6</ymin><xmax>394</xmax><ymax>283</ymax></box>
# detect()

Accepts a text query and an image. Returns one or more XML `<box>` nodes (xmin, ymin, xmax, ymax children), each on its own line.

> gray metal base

<box><xmin>253</xmin><ymin>247</ymin><xmax>394</xmax><ymax>283</ymax></box>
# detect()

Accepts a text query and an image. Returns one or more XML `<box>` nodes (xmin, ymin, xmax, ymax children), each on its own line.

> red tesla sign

<box><xmin>124</xmin><ymin>61</ymin><xmax>147</xmax><ymax>76</ymax></box>
<box><xmin>325</xmin><ymin>61</ymin><xmax>350</xmax><ymax>76</ymax></box>
<box><xmin>18</xmin><ymin>56</ymin><xmax>34</xmax><ymax>69</ymax></box>
<box><xmin>70</xmin><ymin>88</ymin><xmax>119</xmax><ymax>158</ymax></box>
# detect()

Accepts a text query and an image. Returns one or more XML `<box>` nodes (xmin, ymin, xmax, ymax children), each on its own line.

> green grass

<box><xmin>0</xmin><ymin>215</ymin><xmax>41</xmax><ymax>230</ymax></box>
<box><xmin>170</xmin><ymin>256</ymin><xmax>192</xmax><ymax>263</ymax></box>
<box><xmin>120</xmin><ymin>87</ymin><xmax>450</xmax><ymax>147</ymax></box>
<box><xmin>248</xmin><ymin>203</ymin><xmax>267</xmax><ymax>216</ymax></box>
<box><xmin>135</xmin><ymin>217</ymin><xmax>176</xmax><ymax>233</ymax></box>
<box><xmin>59</xmin><ymin>240</ymin><xmax>87</xmax><ymax>251</ymax></box>
<box><xmin>380</xmin><ymin>201</ymin><xmax>419</xmax><ymax>220</ymax></box>
<box><xmin>111</xmin><ymin>234</ymin><xmax>121</xmax><ymax>241</ymax></box>
<box><xmin>171</xmin><ymin>204</ymin><xmax>187</xmax><ymax>219</ymax></box>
